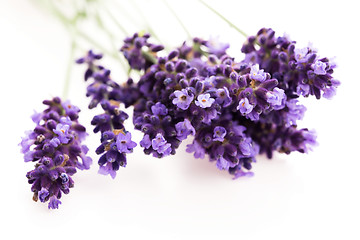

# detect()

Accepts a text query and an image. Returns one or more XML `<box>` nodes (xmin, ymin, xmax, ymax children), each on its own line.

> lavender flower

<box><xmin>294</xmin><ymin>47</ymin><xmax>309</xmax><ymax>63</ymax></box>
<box><xmin>213</xmin><ymin>126</ymin><xmax>227</xmax><ymax>142</ymax></box>
<box><xmin>195</xmin><ymin>93</ymin><xmax>215</xmax><ymax>108</ymax></box>
<box><xmin>237</xmin><ymin>98</ymin><xmax>254</xmax><ymax>115</ymax></box>
<box><xmin>116</xmin><ymin>132</ymin><xmax>137</xmax><ymax>153</ymax></box>
<box><xmin>266</xmin><ymin>87</ymin><xmax>286</xmax><ymax>110</ymax></box>
<box><xmin>312</xmin><ymin>60</ymin><xmax>327</xmax><ymax>75</ymax></box>
<box><xmin>21</xmin><ymin>97</ymin><xmax>91</xmax><ymax>209</ymax></box>
<box><xmin>250</xmin><ymin>64</ymin><xmax>267</xmax><ymax>82</ymax></box>
<box><xmin>175</xmin><ymin>119</ymin><xmax>195</xmax><ymax>140</ymax></box>
<box><xmin>173</xmin><ymin>89</ymin><xmax>194</xmax><ymax>110</ymax></box>
<box><xmin>73</xmin><ymin>31</ymin><xmax>339</xmax><ymax>181</ymax></box>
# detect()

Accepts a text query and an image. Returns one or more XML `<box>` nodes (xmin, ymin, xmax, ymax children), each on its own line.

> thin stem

<box><xmin>198</xmin><ymin>0</ymin><xmax>248</xmax><ymax>38</ymax></box>
<box><xmin>162</xmin><ymin>0</ymin><xmax>192</xmax><ymax>40</ymax></box>
<box><xmin>63</xmin><ymin>40</ymin><xmax>76</xmax><ymax>99</ymax></box>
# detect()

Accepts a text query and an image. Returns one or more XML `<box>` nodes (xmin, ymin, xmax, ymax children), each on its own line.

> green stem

<box><xmin>63</xmin><ymin>40</ymin><xmax>76</xmax><ymax>99</ymax></box>
<box><xmin>162</xmin><ymin>0</ymin><xmax>192</xmax><ymax>40</ymax></box>
<box><xmin>198</xmin><ymin>0</ymin><xmax>248</xmax><ymax>38</ymax></box>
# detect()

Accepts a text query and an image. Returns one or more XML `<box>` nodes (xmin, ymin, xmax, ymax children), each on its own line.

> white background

<box><xmin>1</xmin><ymin>0</ymin><xmax>359</xmax><ymax>239</ymax></box>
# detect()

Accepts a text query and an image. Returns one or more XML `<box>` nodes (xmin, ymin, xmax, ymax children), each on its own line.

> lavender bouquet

<box><xmin>21</xmin><ymin>0</ymin><xmax>339</xmax><ymax>209</ymax></box>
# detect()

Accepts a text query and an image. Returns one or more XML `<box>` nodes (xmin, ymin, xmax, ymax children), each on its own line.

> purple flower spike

<box><xmin>237</xmin><ymin>98</ymin><xmax>254</xmax><ymax>115</ymax></box>
<box><xmin>195</xmin><ymin>93</ymin><xmax>215</xmax><ymax>108</ymax></box>
<box><xmin>116</xmin><ymin>132</ymin><xmax>137</xmax><ymax>153</ymax></box>
<box><xmin>312</xmin><ymin>60</ymin><xmax>327</xmax><ymax>75</ymax></box>
<box><xmin>21</xmin><ymin>97</ymin><xmax>91</xmax><ymax>209</ymax></box>
<box><xmin>172</xmin><ymin>89</ymin><xmax>194</xmax><ymax>110</ymax></box>
<box><xmin>250</xmin><ymin>64</ymin><xmax>266</xmax><ymax>82</ymax></box>
<box><xmin>213</xmin><ymin>126</ymin><xmax>227</xmax><ymax>142</ymax></box>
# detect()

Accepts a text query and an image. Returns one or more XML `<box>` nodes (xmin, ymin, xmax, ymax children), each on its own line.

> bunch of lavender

<box><xmin>20</xmin><ymin>97</ymin><xmax>92</xmax><ymax>209</ymax></box>
<box><xmin>76</xmin><ymin>50</ymin><xmax>137</xmax><ymax>179</ymax></box>
<box><xmin>76</xmin><ymin>27</ymin><xmax>338</xmax><ymax>179</ymax></box>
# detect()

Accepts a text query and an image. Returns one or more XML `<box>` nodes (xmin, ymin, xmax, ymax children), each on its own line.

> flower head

<box><xmin>175</xmin><ymin>119</ymin><xmax>195</xmax><ymax>140</ymax></box>
<box><xmin>250</xmin><ymin>64</ymin><xmax>266</xmax><ymax>82</ymax></box>
<box><xmin>151</xmin><ymin>133</ymin><xmax>171</xmax><ymax>155</ymax></box>
<box><xmin>266</xmin><ymin>87</ymin><xmax>286</xmax><ymax>110</ymax></box>
<box><xmin>172</xmin><ymin>89</ymin><xmax>194</xmax><ymax>110</ymax></box>
<box><xmin>294</xmin><ymin>47</ymin><xmax>309</xmax><ymax>63</ymax></box>
<box><xmin>116</xmin><ymin>132</ymin><xmax>137</xmax><ymax>153</ymax></box>
<box><xmin>215</xmin><ymin>87</ymin><xmax>231</xmax><ymax>107</ymax></box>
<box><xmin>312</xmin><ymin>60</ymin><xmax>327</xmax><ymax>75</ymax></box>
<box><xmin>151</xmin><ymin>102</ymin><xmax>168</xmax><ymax>116</ymax></box>
<box><xmin>237</xmin><ymin>98</ymin><xmax>254</xmax><ymax>115</ymax></box>
<box><xmin>213</xmin><ymin>126</ymin><xmax>227</xmax><ymax>142</ymax></box>
<box><xmin>53</xmin><ymin>123</ymin><xmax>71</xmax><ymax>144</ymax></box>
<box><xmin>195</xmin><ymin>93</ymin><xmax>215</xmax><ymax>108</ymax></box>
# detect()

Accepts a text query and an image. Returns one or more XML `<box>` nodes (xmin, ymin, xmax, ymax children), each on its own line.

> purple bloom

<box><xmin>284</xmin><ymin>99</ymin><xmax>307</xmax><ymax>126</ymax></box>
<box><xmin>205</xmin><ymin>36</ymin><xmax>229</xmax><ymax>58</ymax></box>
<box><xmin>301</xmin><ymin>130</ymin><xmax>317</xmax><ymax>153</ymax></box>
<box><xmin>31</xmin><ymin>111</ymin><xmax>42</xmax><ymax>124</ymax></box>
<box><xmin>233</xmin><ymin>170</ymin><xmax>254</xmax><ymax>179</ymax></box>
<box><xmin>195</xmin><ymin>93</ymin><xmax>215</xmax><ymax>108</ymax></box>
<box><xmin>215</xmin><ymin>87</ymin><xmax>231</xmax><ymax>107</ymax></box>
<box><xmin>172</xmin><ymin>89</ymin><xmax>194</xmax><ymax>110</ymax></box>
<box><xmin>312</xmin><ymin>60</ymin><xmax>327</xmax><ymax>75</ymax></box>
<box><xmin>53</xmin><ymin>123</ymin><xmax>71</xmax><ymax>144</ymax></box>
<box><xmin>266</xmin><ymin>87</ymin><xmax>286</xmax><ymax>110</ymax></box>
<box><xmin>216</xmin><ymin>156</ymin><xmax>230</xmax><ymax>170</ymax></box>
<box><xmin>296</xmin><ymin>84</ymin><xmax>310</xmax><ymax>96</ymax></box>
<box><xmin>38</xmin><ymin>188</ymin><xmax>49</xmax><ymax>203</ymax></box>
<box><xmin>22</xmin><ymin>97</ymin><xmax>91</xmax><ymax>209</ymax></box>
<box><xmin>239</xmin><ymin>137</ymin><xmax>253</xmax><ymax>156</ymax></box>
<box><xmin>48</xmin><ymin>196</ymin><xmax>62</xmax><ymax>209</ymax></box>
<box><xmin>294</xmin><ymin>47</ymin><xmax>310</xmax><ymax>63</ymax></box>
<box><xmin>60</xmin><ymin>116</ymin><xmax>72</xmax><ymax>126</ymax></box>
<box><xmin>140</xmin><ymin>134</ymin><xmax>151</xmax><ymax>149</ymax></box>
<box><xmin>237</xmin><ymin>98</ymin><xmax>254</xmax><ymax>115</ymax></box>
<box><xmin>175</xmin><ymin>119</ymin><xmax>195</xmax><ymax>140</ymax></box>
<box><xmin>49</xmin><ymin>137</ymin><xmax>61</xmax><ymax>147</ymax></box>
<box><xmin>24</xmin><ymin>151</ymin><xmax>35</xmax><ymax>162</ymax></box>
<box><xmin>323</xmin><ymin>86</ymin><xmax>336</xmax><ymax>99</ymax></box>
<box><xmin>152</xmin><ymin>133</ymin><xmax>171</xmax><ymax>155</ymax></box>
<box><xmin>62</xmin><ymin>101</ymin><xmax>80</xmax><ymax>116</ymax></box>
<box><xmin>116</xmin><ymin>132</ymin><xmax>137</xmax><ymax>153</ymax></box>
<box><xmin>213</xmin><ymin>126</ymin><xmax>227</xmax><ymax>142</ymax></box>
<box><xmin>20</xmin><ymin>131</ymin><xmax>36</xmax><ymax>154</ymax></box>
<box><xmin>98</xmin><ymin>163</ymin><xmax>117</xmax><ymax>179</ymax></box>
<box><xmin>186</xmin><ymin>140</ymin><xmax>205</xmax><ymax>159</ymax></box>
<box><xmin>151</xmin><ymin>102</ymin><xmax>168</xmax><ymax>116</ymax></box>
<box><xmin>250</xmin><ymin>64</ymin><xmax>266</xmax><ymax>82</ymax></box>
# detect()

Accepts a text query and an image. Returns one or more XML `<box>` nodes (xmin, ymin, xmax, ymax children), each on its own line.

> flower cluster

<box><xmin>77</xmin><ymin>50</ymin><xmax>137</xmax><ymax>178</ymax></box>
<box><xmin>76</xmin><ymin>28</ymin><xmax>337</xmax><ymax>179</ymax></box>
<box><xmin>20</xmin><ymin>97</ymin><xmax>91</xmax><ymax>209</ymax></box>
